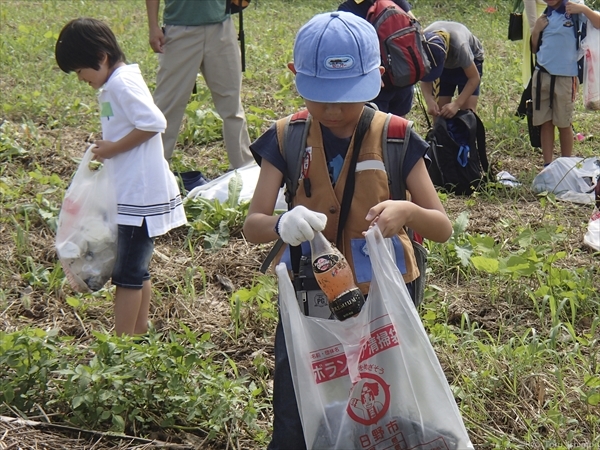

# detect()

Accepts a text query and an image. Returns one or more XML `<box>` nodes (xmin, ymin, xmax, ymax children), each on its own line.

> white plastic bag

<box><xmin>584</xmin><ymin>209</ymin><xmax>600</xmax><ymax>251</ymax></box>
<box><xmin>55</xmin><ymin>145</ymin><xmax>118</xmax><ymax>292</ymax></box>
<box><xmin>186</xmin><ymin>162</ymin><xmax>287</xmax><ymax>211</ymax></box>
<box><xmin>531</xmin><ymin>157</ymin><xmax>600</xmax><ymax>204</ymax></box>
<box><xmin>582</xmin><ymin>20</ymin><xmax>600</xmax><ymax>110</ymax></box>
<box><xmin>276</xmin><ymin>226</ymin><xmax>473</xmax><ymax>450</ymax></box>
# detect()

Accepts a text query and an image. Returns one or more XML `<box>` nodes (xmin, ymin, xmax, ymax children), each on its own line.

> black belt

<box><xmin>535</xmin><ymin>65</ymin><xmax>556</xmax><ymax>111</ymax></box>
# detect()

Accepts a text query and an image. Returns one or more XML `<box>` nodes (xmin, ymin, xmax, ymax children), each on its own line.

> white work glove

<box><xmin>276</xmin><ymin>205</ymin><xmax>327</xmax><ymax>246</ymax></box>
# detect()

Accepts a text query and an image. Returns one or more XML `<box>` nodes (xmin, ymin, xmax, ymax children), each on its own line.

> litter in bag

<box><xmin>55</xmin><ymin>145</ymin><xmax>118</xmax><ymax>292</ymax></box>
<box><xmin>582</xmin><ymin>22</ymin><xmax>600</xmax><ymax>110</ymax></box>
<box><xmin>276</xmin><ymin>226</ymin><xmax>474</xmax><ymax>450</ymax></box>
<box><xmin>584</xmin><ymin>209</ymin><xmax>600</xmax><ymax>251</ymax></box>
<box><xmin>532</xmin><ymin>157</ymin><xmax>600</xmax><ymax>204</ymax></box>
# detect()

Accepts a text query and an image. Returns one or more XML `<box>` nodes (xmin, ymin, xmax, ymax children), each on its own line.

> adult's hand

<box><xmin>149</xmin><ymin>25</ymin><xmax>165</xmax><ymax>53</ymax></box>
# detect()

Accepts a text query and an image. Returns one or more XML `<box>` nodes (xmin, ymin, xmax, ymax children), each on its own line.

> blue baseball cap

<box><xmin>293</xmin><ymin>11</ymin><xmax>382</xmax><ymax>103</ymax></box>
<box><xmin>421</xmin><ymin>31</ymin><xmax>447</xmax><ymax>83</ymax></box>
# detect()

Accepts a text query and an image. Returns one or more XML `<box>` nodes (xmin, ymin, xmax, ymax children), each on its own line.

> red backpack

<box><xmin>366</xmin><ymin>0</ymin><xmax>431</xmax><ymax>87</ymax></box>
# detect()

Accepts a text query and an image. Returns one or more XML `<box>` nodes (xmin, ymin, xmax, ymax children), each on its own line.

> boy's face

<box><xmin>75</xmin><ymin>54</ymin><xmax>110</xmax><ymax>90</ymax></box>
<box><xmin>543</xmin><ymin>0</ymin><xmax>563</xmax><ymax>8</ymax></box>
<box><xmin>304</xmin><ymin>100</ymin><xmax>366</xmax><ymax>139</ymax></box>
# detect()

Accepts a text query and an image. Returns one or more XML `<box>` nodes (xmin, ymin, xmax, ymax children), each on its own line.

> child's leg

<box><xmin>114</xmin><ymin>286</ymin><xmax>143</xmax><ymax>336</ymax></box>
<box><xmin>552</xmin><ymin>76</ymin><xmax>576</xmax><ymax>159</ymax></box>
<box><xmin>558</xmin><ymin>126</ymin><xmax>573</xmax><ymax>158</ymax></box>
<box><xmin>540</xmin><ymin>121</ymin><xmax>555</xmax><ymax>165</ymax></box>
<box><xmin>462</xmin><ymin>95</ymin><xmax>479</xmax><ymax>113</ymax></box>
<box><xmin>134</xmin><ymin>279</ymin><xmax>151</xmax><ymax>335</ymax></box>
<box><xmin>111</xmin><ymin>221</ymin><xmax>155</xmax><ymax>336</ymax></box>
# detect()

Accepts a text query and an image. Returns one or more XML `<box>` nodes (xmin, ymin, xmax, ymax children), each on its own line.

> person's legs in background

<box><xmin>153</xmin><ymin>25</ymin><xmax>206</xmax><ymax>160</ymax></box>
<box><xmin>201</xmin><ymin>19</ymin><xmax>253</xmax><ymax>169</ymax></box>
<box><xmin>373</xmin><ymin>85</ymin><xmax>414</xmax><ymax>117</ymax></box>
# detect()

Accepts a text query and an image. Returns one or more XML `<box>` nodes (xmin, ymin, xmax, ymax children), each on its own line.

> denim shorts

<box><xmin>439</xmin><ymin>59</ymin><xmax>483</xmax><ymax>97</ymax></box>
<box><xmin>111</xmin><ymin>221</ymin><xmax>154</xmax><ymax>289</ymax></box>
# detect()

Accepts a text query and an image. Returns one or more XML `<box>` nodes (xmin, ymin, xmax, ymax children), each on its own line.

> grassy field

<box><xmin>1</xmin><ymin>1</ymin><xmax>599</xmax><ymax>449</ymax></box>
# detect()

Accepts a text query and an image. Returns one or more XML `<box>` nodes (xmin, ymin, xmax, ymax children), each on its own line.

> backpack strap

<box><xmin>259</xmin><ymin>110</ymin><xmax>311</xmax><ymax>274</ymax></box>
<box><xmin>282</xmin><ymin>110</ymin><xmax>311</xmax><ymax>207</ymax></box>
<box><xmin>472</xmin><ymin>111</ymin><xmax>489</xmax><ymax>175</ymax></box>
<box><xmin>382</xmin><ymin>113</ymin><xmax>411</xmax><ymax>201</ymax></box>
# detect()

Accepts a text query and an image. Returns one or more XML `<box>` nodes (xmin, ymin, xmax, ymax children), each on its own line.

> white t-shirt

<box><xmin>98</xmin><ymin>64</ymin><xmax>187</xmax><ymax>237</ymax></box>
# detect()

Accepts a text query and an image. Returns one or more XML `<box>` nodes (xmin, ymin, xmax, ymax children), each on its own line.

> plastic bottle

<box><xmin>310</xmin><ymin>231</ymin><xmax>365</xmax><ymax>320</ymax></box>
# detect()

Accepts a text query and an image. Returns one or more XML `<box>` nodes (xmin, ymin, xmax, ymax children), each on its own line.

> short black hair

<box><xmin>55</xmin><ymin>17</ymin><xmax>125</xmax><ymax>73</ymax></box>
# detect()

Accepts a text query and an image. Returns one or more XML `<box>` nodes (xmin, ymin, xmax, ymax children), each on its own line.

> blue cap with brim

<box><xmin>293</xmin><ymin>11</ymin><xmax>382</xmax><ymax>103</ymax></box>
<box><xmin>421</xmin><ymin>31</ymin><xmax>447</xmax><ymax>83</ymax></box>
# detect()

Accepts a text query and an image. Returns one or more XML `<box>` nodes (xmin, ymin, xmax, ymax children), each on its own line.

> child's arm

<box><xmin>566</xmin><ymin>2</ymin><xmax>600</xmax><ymax>29</ymax></box>
<box><xmin>365</xmin><ymin>158</ymin><xmax>452</xmax><ymax>243</ymax></box>
<box><xmin>524</xmin><ymin>0</ymin><xmax>541</xmax><ymax>31</ymax></box>
<box><xmin>440</xmin><ymin>61</ymin><xmax>480</xmax><ymax>118</ymax></box>
<box><xmin>419</xmin><ymin>81</ymin><xmax>440</xmax><ymax>117</ymax></box>
<box><xmin>531</xmin><ymin>14</ymin><xmax>548</xmax><ymax>53</ymax></box>
<box><xmin>92</xmin><ymin>129</ymin><xmax>158</xmax><ymax>161</ymax></box>
<box><xmin>243</xmin><ymin>160</ymin><xmax>286</xmax><ymax>244</ymax></box>
<box><xmin>243</xmin><ymin>159</ymin><xmax>327</xmax><ymax>245</ymax></box>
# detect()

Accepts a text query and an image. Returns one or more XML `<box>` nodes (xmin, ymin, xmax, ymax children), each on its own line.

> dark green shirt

<box><xmin>163</xmin><ymin>0</ymin><xmax>228</xmax><ymax>26</ymax></box>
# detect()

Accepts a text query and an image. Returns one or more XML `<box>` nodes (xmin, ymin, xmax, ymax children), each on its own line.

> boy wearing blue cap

<box><xmin>531</xmin><ymin>0</ymin><xmax>600</xmax><ymax>166</ymax></box>
<box><xmin>243</xmin><ymin>11</ymin><xmax>452</xmax><ymax>449</ymax></box>
<box><xmin>420</xmin><ymin>22</ymin><xmax>484</xmax><ymax>119</ymax></box>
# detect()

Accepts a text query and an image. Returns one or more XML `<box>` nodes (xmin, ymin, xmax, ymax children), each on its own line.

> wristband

<box><xmin>274</xmin><ymin>213</ymin><xmax>285</xmax><ymax>237</ymax></box>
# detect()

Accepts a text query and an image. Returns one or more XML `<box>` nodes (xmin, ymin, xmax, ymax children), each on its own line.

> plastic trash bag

<box><xmin>276</xmin><ymin>226</ymin><xmax>474</xmax><ymax>450</ymax></box>
<box><xmin>582</xmin><ymin>22</ymin><xmax>600</xmax><ymax>110</ymax></box>
<box><xmin>186</xmin><ymin>162</ymin><xmax>287</xmax><ymax>211</ymax></box>
<box><xmin>55</xmin><ymin>145</ymin><xmax>118</xmax><ymax>292</ymax></box>
<box><xmin>532</xmin><ymin>157</ymin><xmax>600</xmax><ymax>204</ymax></box>
<box><xmin>584</xmin><ymin>209</ymin><xmax>600</xmax><ymax>251</ymax></box>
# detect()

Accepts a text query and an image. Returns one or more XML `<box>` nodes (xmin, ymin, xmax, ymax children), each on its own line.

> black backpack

<box><xmin>260</xmin><ymin>108</ymin><xmax>428</xmax><ymax>307</ymax></box>
<box><xmin>424</xmin><ymin>109</ymin><xmax>489</xmax><ymax>195</ymax></box>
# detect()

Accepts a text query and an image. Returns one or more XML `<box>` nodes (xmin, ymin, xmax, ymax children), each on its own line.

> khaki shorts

<box><xmin>532</xmin><ymin>70</ymin><xmax>578</xmax><ymax>128</ymax></box>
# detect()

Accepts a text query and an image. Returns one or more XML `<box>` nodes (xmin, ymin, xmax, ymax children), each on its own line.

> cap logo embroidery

<box><xmin>325</xmin><ymin>55</ymin><xmax>355</xmax><ymax>70</ymax></box>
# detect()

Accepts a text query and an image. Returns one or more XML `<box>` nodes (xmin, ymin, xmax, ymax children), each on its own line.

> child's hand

<box><xmin>566</xmin><ymin>1</ymin><xmax>585</xmax><ymax>15</ymax></box>
<box><xmin>533</xmin><ymin>14</ymin><xmax>549</xmax><ymax>34</ymax></box>
<box><xmin>364</xmin><ymin>200</ymin><xmax>415</xmax><ymax>238</ymax></box>
<box><xmin>426</xmin><ymin>98</ymin><xmax>440</xmax><ymax>117</ymax></box>
<box><xmin>277</xmin><ymin>205</ymin><xmax>327</xmax><ymax>246</ymax></box>
<box><xmin>440</xmin><ymin>101</ymin><xmax>460</xmax><ymax>118</ymax></box>
<box><xmin>91</xmin><ymin>140</ymin><xmax>117</xmax><ymax>161</ymax></box>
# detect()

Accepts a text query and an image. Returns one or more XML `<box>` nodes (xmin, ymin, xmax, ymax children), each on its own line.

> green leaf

<box><xmin>471</xmin><ymin>256</ymin><xmax>499</xmax><ymax>273</ymax></box>
<box><xmin>453</xmin><ymin>211</ymin><xmax>469</xmax><ymax>235</ymax></box>
<box><xmin>72</xmin><ymin>395</ymin><xmax>84</xmax><ymax>409</ymax></box>
<box><xmin>66</xmin><ymin>297</ymin><xmax>80</xmax><ymax>308</ymax></box>
<box><xmin>455</xmin><ymin>245</ymin><xmax>473</xmax><ymax>267</ymax></box>
<box><xmin>504</xmin><ymin>255</ymin><xmax>536</xmax><ymax>276</ymax></box>
<box><xmin>227</xmin><ymin>172</ymin><xmax>243</xmax><ymax>207</ymax></box>
<box><xmin>112</xmin><ymin>414</ymin><xmax>125</xmax><ymax>432</ymax></box>
<box><xmin>586</xmin><ymin>393</ymin><xmax>600</xmax><ymax>406</ymax></box>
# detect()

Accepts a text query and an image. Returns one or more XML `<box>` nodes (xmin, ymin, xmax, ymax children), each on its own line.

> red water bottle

<box><xmin>310</xmin><ymin>231</ymin><xmax>365</xmax><ymax>320</ymax></box>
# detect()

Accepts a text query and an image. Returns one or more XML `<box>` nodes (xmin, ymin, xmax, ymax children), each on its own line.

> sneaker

<box><xmin>173</xmin><ymin>171</ymin><xmax>209</xmax><ymax>192</ymax></box>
